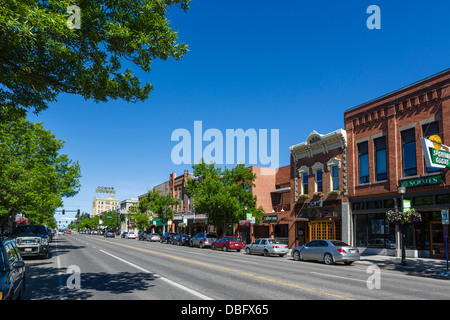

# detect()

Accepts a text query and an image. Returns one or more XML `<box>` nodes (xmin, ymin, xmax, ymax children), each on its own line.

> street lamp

<box><xmin>398</xmin><ymin>186</ymin><xmax>407</xmax><ymax>266</ymax></box>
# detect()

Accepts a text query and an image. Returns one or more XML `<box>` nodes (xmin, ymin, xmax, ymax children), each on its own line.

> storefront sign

<box><xmin>307</xmin><ymin>201</ymin><xmax>323</xmax><ymax>208</ymax></box>
<box><xmin>263</xmin><ymin>215</ymin><xmax>278</xmax><ymax>223</ymax></box>
<box><xmin>421</xmin><ymin>136</ymin><xmax>450</xmax><ymax>169</ymax></box>
<box><xmin>400</xmin><ymin>175</ymin><xmax>442</xmax><ymax>188</ymax></box>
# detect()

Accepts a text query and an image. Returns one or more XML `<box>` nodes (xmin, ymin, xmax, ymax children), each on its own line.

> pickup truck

<box><xmin>13</xmin><ymin>225</ymin><xmax>50</xmax><ymax>259</ymax></box>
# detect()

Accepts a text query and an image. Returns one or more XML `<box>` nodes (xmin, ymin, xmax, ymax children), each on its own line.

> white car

<box><xmin>126</xmin><ymin>232</ymin><xmax>137</xmax><ymax>239</ymax></box>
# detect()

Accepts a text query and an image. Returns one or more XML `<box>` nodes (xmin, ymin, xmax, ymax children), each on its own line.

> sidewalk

<box><xmin>355</xmin><ymin>254</ymin><xmax>450</xmax><ymax>277</ymax></box>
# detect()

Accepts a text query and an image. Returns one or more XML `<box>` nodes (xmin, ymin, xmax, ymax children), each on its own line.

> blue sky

<box><xmin>26</xmin><ymin>0</ymin><xmax>450</xmax><ymax>224</ymax></box>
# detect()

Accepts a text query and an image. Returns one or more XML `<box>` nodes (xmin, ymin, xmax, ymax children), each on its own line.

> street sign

<box><xmin>402</xmin><ymin>199</ymin><xmax>411</xmax><ymax>211</ymax></box>
<box><xmin>442</xmin><ymin>210</ymin><xmax>449</xmax><ymax>225</ymax></box>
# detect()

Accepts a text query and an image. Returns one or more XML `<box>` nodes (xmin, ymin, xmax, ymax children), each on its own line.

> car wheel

<box><xmin>293</xmin><ymin>250</ymin><xmax>302</xmax><ymax>261</ymax></box>
<box><xmin>223</xmin><ymin>246</ymin><xmax>228</xmax><ymax>252</ymax></box>
<box><xmin>263</xmin><ymin>249</ymin><xmax>270</xmax><ymax>257</ymax></box>
<box><xmin>245</xmin><ymin>247</ymin><xmax>251</xmax><ymax>255</ymax></box>
<box><xmin>324</xmin><ymin>253</ymin><xmax>334</xmax><ymax>265</ymax></box>
<box><xmin>199</xmin><ymin>242</ymin><xmax>204</xmax><ymax>249</ymax></box>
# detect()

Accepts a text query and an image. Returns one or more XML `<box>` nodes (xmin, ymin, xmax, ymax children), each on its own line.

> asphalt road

<box><xmin>22</xmin><ymin>233</ymin><xmax>450</xmax><ymax>301</ymax></box>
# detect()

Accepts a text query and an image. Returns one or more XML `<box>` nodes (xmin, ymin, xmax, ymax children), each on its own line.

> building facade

<box><xmin>344</xmin><ymin>69</ymin><xmax>450</xmax><ymax>258</ymax></box>
<box><xmin>290</xmin><ymin>129</ymin><xmax>350</xmax><ymax>246</ymax></box>
<box><xmin>92</xmin><ymin>196</ymin><xmax>119</xmax><ymax>217</ymax></box>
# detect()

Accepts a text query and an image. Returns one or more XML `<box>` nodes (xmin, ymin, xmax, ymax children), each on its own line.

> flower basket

<box><xmin>328</xmin><ymin>190</ymin><xmax>340</xmax><ymax>197</ymax></box>
<box><xmin>16</xmin><ymin>217</ymin><xmax>28</xmax><ymax>225</ymax></box>
<box><xmin>298</xmin><ymin>194</ymin><xmax>308</xmax><ymax>201</ymax></box>
<box><xmin>239</xmin><ymin>220</ymin><xmax>251</xmax><ymax>227</ymax></box>
<box><xmin>312</xmin><ymin>192</ymin><xmax>323</xmax><ymax>198</ymax></box>
<box><xmin>386</xmin><ymin>208</ymin><xmax>422</xmax><ymax>224</ymax></box>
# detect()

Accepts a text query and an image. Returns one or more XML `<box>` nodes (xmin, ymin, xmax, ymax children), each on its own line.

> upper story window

<box><xmin>331</xmin><ymin>166</ymin><xmax>339</xmax><ymax>190</ymax></box>
<box><xmin>302</xmin><ymin>172</ymin><xmax>309</xmax><ymax>195</ymax></box>
<box><xmin>316</xmin><ymin>169</ymin><xmax>323</xmax><ymax>192</ymax></box>
<box><xmin>401</xmin><ymin>128</ymin><xmax>417</xmax><ymax>176</ymax></box>
<box><xmin>358</xmin><ymin>141</ymin><xmax>369</xmax><ymax>183</ymax></box>
<box><xmin>374</xmin><ymin>136</ymin><xmax>387</xmax><ymax>181</ymax></box>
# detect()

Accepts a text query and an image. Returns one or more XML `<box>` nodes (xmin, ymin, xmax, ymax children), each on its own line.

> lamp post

<box><xmin>398</xmin><ymin>186</ymin><xmax>407</xmax><ymax>266</ymax></box>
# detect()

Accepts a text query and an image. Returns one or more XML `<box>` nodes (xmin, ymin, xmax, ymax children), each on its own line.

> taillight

<box><xmin>357</xmin><ymin>249</ymin><xmax>360</xmax><ymax>253</ymax></box>
<box><xmin>337</xmin><ymin>248</ymin><xmax>346</xmax><ymax>253</ymax></box>
<box><xmin>273</xmin><ymin>246</ymin><xmax>279</xmax><ymax>248</ymax></box>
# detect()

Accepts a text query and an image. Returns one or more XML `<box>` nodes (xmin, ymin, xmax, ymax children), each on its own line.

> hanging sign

<box><xmin>421</xmin><ymin>136</ymin><xmax>450</xmax><ymax>169</ymax></box>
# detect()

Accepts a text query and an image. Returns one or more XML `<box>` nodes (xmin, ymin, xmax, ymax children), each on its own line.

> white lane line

<box><xmin>99</xmin><ymin>249</ymin><xmax>213</xmax><ymax>300</ymax></box>
<box><xmin>310</xmin><ymin>272</ymin><xmax>367</xmax><ymax>283</ymax></box>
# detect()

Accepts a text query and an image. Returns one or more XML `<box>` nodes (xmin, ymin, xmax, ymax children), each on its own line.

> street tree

<box><xmin>185</xmin><ymin>160</ymin><xmax>265</xmax><ymax>236</ymax></box>
<box><xmin>145</xmin><ymin>189</ymin><xmax>179</xmax><ymax>233</ymax></box>
<box><xmin>0</xmin><ymin>117</ymin><xmax>81</xmax><ymax>231</ymax></box>
<box><xmin>0</xmin><ymin>0</ymin><xmax>191</xmax><ymax>120</ymax></box>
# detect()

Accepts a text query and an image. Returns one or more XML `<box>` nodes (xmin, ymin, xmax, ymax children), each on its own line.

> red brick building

<box><xmin>344</xmin><ymin>69</ymin><xmax>450</xmax><ymax>258</ymax></box>
<box><xmin>290</xmin><ymin>129</ymin><xmax>349</xmax><ymax>247</ymax></box>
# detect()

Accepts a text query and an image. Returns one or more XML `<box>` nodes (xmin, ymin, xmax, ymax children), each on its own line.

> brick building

<box><xmin>248</xmin><ymin>165</ymin><xmax>294</xmax><ymax>246</ymax></box>
<box><xmin>290</xmin><ymin>129</ymin><xmax>350</xmax><ymax>247</ymax></box>
<box><xmin>344</xmin><ymin>69</ymin><xmax>450</xmax><ymax>258</ymax></box>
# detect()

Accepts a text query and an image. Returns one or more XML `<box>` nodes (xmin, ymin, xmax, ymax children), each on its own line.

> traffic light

<box><xmin>77</xmin><ymin>209</ymin><xmax>80</xmax><ymax>215</ymax></box>
<box><xmin>62</xmin><ymin>209</ymin><xmax>65</xmax><ymax>215</ymax></box>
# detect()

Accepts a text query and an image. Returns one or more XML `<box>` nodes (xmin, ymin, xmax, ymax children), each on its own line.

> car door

<box><xmin>301</xmin><ymin>241</ymin><xmax>317</xmax><ymax>260</ymax></box>
<box><xmin>250</xmin><ymin>239</ymin><xmax>261</xmax><ymax>253</ymax></box>
<box><xmin>5</xmin><ymin>242</ymin><xmax>23</xmax><ymax>299</ymax></box>
<box><xmin>315</xmin><ymin>240</ymin><xmax>329</xmax><ymax>260</ymax></box>
<box><xmin>259</xmin><ymin>239</ymin><xmax>268</xmax><ymax>253</ymax></box>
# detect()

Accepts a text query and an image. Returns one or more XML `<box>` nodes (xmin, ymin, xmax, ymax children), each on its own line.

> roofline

<box><xmin>344</xmin><ymin>68</ymin><xmax>450</xmax><ymax>114</ymax></box>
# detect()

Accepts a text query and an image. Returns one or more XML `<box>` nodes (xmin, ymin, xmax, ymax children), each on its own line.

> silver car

<box><xmin>146</xmin><ymin>233</ymin><xmax>161</xmax><ymax>242</ymax></box>
<box><xmin>291</xmin><ymin>239</ymin><xmax>360</xmax><ymax>265</ymax></box>
<box><xmin>190</xmin><ymin>232</ymin><xmax>217</xmax><ymax>248</ymax></box>
<box><xmin>245</xmin><ymin>238</ymin><xmax>289</xmax><ymax>257</ymax></box>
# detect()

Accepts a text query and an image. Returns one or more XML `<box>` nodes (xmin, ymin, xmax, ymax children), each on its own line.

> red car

<box><xmin>212</xmin><ymin>236</ymin><xmax>244</xmax><ymax>252</ymax></box>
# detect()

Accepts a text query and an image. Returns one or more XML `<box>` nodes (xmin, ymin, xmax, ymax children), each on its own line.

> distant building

<box><xmin>92</xmin><ymin>195</ymin><xmax>119</xmax><ymax>217</ymax></box>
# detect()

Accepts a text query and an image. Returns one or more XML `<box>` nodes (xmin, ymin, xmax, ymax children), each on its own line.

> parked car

<box><xmin>160</xmin><ymin>232</ymin><xmax>178</xmax><ymax>244</ymax></box>
<box><xmin>172</xmin><ymin>234</ymin><xmax>190</xmax><ymax>246</ymax></box>
<box><xmin>245</xmin><ymin>238</ymin><xmax>289</xmax><ymax>257</ymax></box>
<box><xmin>13</xmin><ymin>225</ymin><xmax>50</xmax><ymax>259</ymax></box>
<box><xmin>138</xmin><ymin>231</ymin><xmax>150</xmax><ymax>241</ymax></box>
<box><xmin>104</xmin><ymin>230</ymin><xmax>115</xmax><ymax>238</ymax></box>
<box><xmin>291</xmin><ymin>239</ymin><xmax>360</xmax><ymax>265</ymax></box>
<box><xmin>126</xmin><ymin>232</ymin><xmax>137</xmax><ymax>239</ymax></box>
<box><xmin>145</xmin><ymin>233</ymin><xmax>161</xmax><ymax>242</ymax></box>
<box><xmin>212</xmin><ymin>236</ymin><xmax>244</xmax><ymax>252</ymax></box>
<box><xmin>0</xmin><ymin>237</ymin><xmax>26</xmax><ymax>300</ymax></box>
<box><xmin>190</xmin><ymin>232</ymin><xmax>217</xmax><ymax>248</ymax></box>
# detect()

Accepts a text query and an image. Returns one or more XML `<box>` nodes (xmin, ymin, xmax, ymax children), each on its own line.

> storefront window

<box><xmin>354</xmin><ymin>213</ymin><xmax>395</xmax><ymax>248</ymax></box>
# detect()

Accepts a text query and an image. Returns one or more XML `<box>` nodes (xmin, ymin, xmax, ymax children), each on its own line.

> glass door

<box><xmin>430</xmin><ymin>221</ymin><xmax>448</xmax><ymax>259</ymax></box>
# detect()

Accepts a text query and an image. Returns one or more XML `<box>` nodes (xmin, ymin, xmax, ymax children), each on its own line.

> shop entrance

<box><xmin>308</xmin><ymin>219</ymin><xmax>341</xmax><ymax>242</ymax></box>
<box><xmin>430</xmin><ymin>221</ymin><xmax>449</xmax><ymax>259</ymax></box>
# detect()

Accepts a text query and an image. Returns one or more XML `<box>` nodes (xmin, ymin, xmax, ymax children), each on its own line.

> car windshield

<box><xmin>331</xmin><ymin>241</ymin><xmax>349</xmax><ymax>247</ymax></box>
<box><xmin>15</xmin><ymin>225</ymin><xmax>46</xmax><ymax>235</ymax></box>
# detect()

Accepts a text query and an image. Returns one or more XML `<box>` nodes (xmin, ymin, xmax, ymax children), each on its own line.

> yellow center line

<box><xmin>88</xmin><ymin>236</ymin><xmax>356</xmax><ymax>300</ymax></box>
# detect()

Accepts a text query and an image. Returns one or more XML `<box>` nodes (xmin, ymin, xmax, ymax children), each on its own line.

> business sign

<box><xmin>263</xmin><ymin>215</ymin><xmax>278</xmax><ymax>223</ymax></box>
<box><xmin>307</xmin><ymin>201</ymin><xmax>323</xmax><ymax>208</ymax></box>
<box><xmin>96</xmin><ymin>186</ymin><xmax>116</xmax><ymax>194</ymax></box>
<box><xmin>421</xmin><ymin>136</ymin><xmax>450</xmax><ymax>169</ymax></box>
<box><xmin>400</xmin><ymin>175</ymin><xmax>442</xmax><ymax>188</ymax></box>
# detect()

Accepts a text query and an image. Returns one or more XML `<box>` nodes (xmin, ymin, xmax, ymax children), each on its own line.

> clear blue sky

<box><xmin>27</xmin><ymin>0</ymin><xmax>450</xmax><ymax>224</ymax></box>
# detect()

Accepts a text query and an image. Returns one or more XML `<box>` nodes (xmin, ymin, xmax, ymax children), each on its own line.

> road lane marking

<box><xmin>310</xmin><ymin>272</ymin><xmax>367</xmax><ymax>283</ymax></box>
<box><xmin>89</xmin><ymin>237</ymin><xmax>355</xmax><ymax>300</ymax></box>
<box><xmin>99</xmin><ymin>249</ymin><xmax>213</xmax><ymax>300</ymax></box>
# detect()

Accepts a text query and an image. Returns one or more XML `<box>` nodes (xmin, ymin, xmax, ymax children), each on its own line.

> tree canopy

<box><xmin>0</xmin><ymin>117</ymin><xmax>81</xmax><ymax>227</ymax></box>
<box><xmin>0</xmin><ymin>0</ymin><xmax>191</xmax><ymax>118</ymax></box>
<box><xmin>185</xmin><ymin>160</ymin><xmax>264</xmax><ymax>235</ymax></box>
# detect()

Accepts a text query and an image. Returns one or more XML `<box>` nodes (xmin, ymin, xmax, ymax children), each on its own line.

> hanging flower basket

<box><xmin>386</xmin><ymin>208</ymin><xmax>422</xmax><ymax>224</ymax></box>
<box><xmin>16</xmin><ymin>217</ymin><xmax>28</xmax><ymax>225</ymax></box>
<box><xmin>239</xmin><ymin>220</ymin><xmax>251</xmax><ymax>227</ymax></box>
<box><xmin>312</xmin><ymin>192</ymin><xmax>323</xmax><ymax>198</ymax></box>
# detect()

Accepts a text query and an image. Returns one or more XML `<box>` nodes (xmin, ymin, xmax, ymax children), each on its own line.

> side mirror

<box><xmin>13</xmin><ymin>261</ymin><xmax>25</xmax><ymax>269</ymax></box>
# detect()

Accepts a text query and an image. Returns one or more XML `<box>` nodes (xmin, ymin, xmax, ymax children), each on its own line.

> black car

<box><xmin>172</xmin><ymin>234</ymin><xmax>190</xmax><ymax>246</ymax></box>
<box><xmin>160</xmin><ymin>232</ymin><xmax>177</xmax><ymax>244</ymax></box>
<box><xmin>0</xmin><ymin>238</ymin><xmax>26</xmax><ymax>300</ymax></box>
<box><xmin>14</xmin><ymin>225</ymin><xmax>50</xmax><ymax>259</ymax></box>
